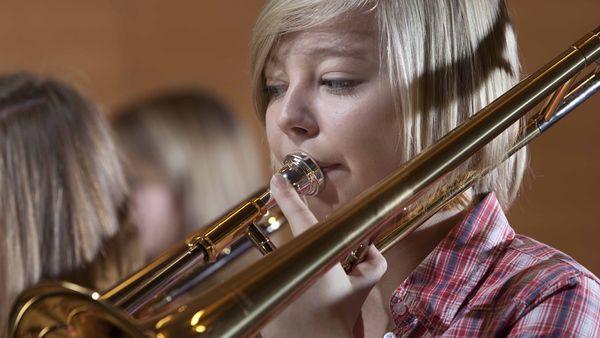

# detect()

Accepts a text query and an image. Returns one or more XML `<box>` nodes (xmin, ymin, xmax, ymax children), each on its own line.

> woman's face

<box><xmin>264</xmin><ymin>15</ymin><xmax>402</xmax><ymax>221</ymax></box>
<box><xmin>131</xmin><ymin>182</ymin><xmax>181</xmax><ymax>259</ymax></box>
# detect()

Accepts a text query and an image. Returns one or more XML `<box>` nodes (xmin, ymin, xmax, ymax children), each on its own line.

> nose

<box><xmin>276</xmin><ymin>83</ymin><xmax>319</xmax><ymax>141</ymax></box>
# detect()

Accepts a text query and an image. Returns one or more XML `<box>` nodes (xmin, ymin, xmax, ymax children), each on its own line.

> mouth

<box><xmin>318</xmin><ymin>163</ymin><xmax>342</xmax><ymax>174</ymax></box>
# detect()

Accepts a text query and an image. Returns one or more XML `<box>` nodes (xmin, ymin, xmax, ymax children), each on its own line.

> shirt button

<box><xmin>383</xmin><ymin>332</ymin><xmax>396</xmax><ymax>338</ymax></box>
<box><xmin>393</xmin><ymin>302</ymin><xmax>407</xmax><ymax>316</ymax></box>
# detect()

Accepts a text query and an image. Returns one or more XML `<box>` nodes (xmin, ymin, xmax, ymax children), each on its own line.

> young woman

<box><xmin>250</xmin><ymin>0</ymin><xmax>600</xmax><ymax>336</ymax></box>
<box><xmin>0</xmin><ymin>73</ymin><xmax>143</xmax><ymax>336</ymax></box>
<box><xmin>113</xmin><ymin>90</ymin><xmax>266</xmax><ymax>260</ymax></box>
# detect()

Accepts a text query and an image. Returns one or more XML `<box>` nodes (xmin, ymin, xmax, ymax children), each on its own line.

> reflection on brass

<box><xmin>247</xmin><ymin>223</ymin><xmax>277</xmax><ymax>255</ymax></box>
<box><xmin>9</xmin><ymin>26</ymin><xmax>600</xmax><ymax>338</ymax></box>
<box><xmin>344</xmin><ymin>66</ymin><xmax>600</xmax><ymax>270</ymax></box>
<box><xmin>98</xmin><ymin>151</ymin><xmax>323</xmax><ymax>315</ymax></box>
<box><xmin>10</xmin><ymin>282</ymin><xmax>144</xmax><ymax>338</ymax></box>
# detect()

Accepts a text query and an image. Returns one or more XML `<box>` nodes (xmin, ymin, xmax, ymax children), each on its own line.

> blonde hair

<box><xmin>113</xmin><ymin>90</ymin><xmax>266</xmax><ymax>238</ymax></box>
<box><xmin>251</xmin><ymin>0</ymin><xmax>527</xmax><ymax>208</ymax></box>
<box><xmin>0</xmin><ymin>73</ymin><xmax>142</xmax><ymax>335</ymax></box>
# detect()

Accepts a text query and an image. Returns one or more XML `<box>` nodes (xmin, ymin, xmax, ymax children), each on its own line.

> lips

<box><xmin>288</xmin><ymin>151</ymin><xmax>340</xmax><ymax>174</ymax></box>
<box><xmin>319</xmin><ymin>163</ymin><xmax>341</xmax><ymax>173</ymax></box>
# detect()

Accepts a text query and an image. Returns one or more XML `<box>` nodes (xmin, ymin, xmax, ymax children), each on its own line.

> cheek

<box><xmin>132</xmin><ymin>185</ymin><xmax>175</xmax><ymax>226</ymax></box>
<box><xmin>334</xmin><ymin>96</ymin><xmax>396</xmax><ymax>151</ymax></box>
<box><xmin>336</xmin><ymin>94</ymin><xmax>400</xmax><ymax>182</ymax></box>
<box><xmin>131</xmin><ymin>184</ymin><xmax>181</xmax><ymax>254</ymax></box>
<box><xmin>265</xmin><ymin>109</ymin><xmax>283</xmax><ymax>158</ymax></box>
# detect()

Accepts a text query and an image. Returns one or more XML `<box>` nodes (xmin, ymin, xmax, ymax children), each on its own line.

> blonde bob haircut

<box><xmin>251</xmin><ymin>0</ymin><xmax>527</xmax><ymax>209</ymax></box>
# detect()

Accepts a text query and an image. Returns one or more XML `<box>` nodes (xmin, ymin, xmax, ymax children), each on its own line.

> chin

<box><xmin>314</xmin><ymin>177</ymin><xmax>341</xmax><ymax>205</ymax></box>
<box><xmin>308</xmin><ymin>174</ymin><xmax>357</xmax><ymax>220</ymax></box>
<box><xmin>306</xmin><ymin>196</ymin><xmax>334</xmax><ymax>222</ymax></box>
<box><xmin>308</xmin><ymin>192</ymin><xmax>352</xmax><ymax>222</ymax></box>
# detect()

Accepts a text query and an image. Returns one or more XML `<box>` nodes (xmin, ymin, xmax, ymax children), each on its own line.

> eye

<box><xmin>265</xmin><ymin>84</ymin><xmax>287</xmax><ymax>101</ymax></box>
<box><xmin>320</xmin><ymin>79</ymin><xmax>361</xmax><ymax>95</ymax></box>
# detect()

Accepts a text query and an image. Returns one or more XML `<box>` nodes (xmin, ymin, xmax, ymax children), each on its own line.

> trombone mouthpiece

<box><xmin>279</xmin><ymin>152</ymin><xmax>324</xmax><ymax>196</ymax></box>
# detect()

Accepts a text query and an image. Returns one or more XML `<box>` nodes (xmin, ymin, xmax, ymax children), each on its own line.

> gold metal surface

<box><xmin>9</xmin><ymin>26</ymin><xmax>600</xmax><ymax>338</ymax></box>
<box><xmin>247</xmin><ymin>223</ymin><xmax>277</xmax><ymax>255</ymax></box>
<box><xmin>99</xmin><ymin>152</ymin><xmax>323</xmax><ymax>314</ymax></box>
<box><xmin>9</xmin><ymin>282</ymin><xmax>144</xmax><ymax>338</ymax></box>
<box><xmin>151</xmin><ymin>26</ymin><xmax>599</xmax><ymax>338</ymax></box>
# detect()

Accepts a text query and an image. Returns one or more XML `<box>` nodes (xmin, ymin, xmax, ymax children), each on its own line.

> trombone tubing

<box><xmin>374</xmin><ymin>68</ymin><xmax>600</xmax><ymax>256</ymax></box>
<box><xmin>152</xmin><ymin>26</ymin><xmax>600</xmax><ymax>337</ymax></box>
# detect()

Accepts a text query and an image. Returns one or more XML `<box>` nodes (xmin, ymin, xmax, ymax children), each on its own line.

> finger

<box><xmin>270</xmin><ymin>174</ymin><xmax>318</xmax><ymax>235</ymax></box>
<box><xmin>348</xmin><ymin>245</ymin><xmax>387</xmax><ymax>290</ymax></box>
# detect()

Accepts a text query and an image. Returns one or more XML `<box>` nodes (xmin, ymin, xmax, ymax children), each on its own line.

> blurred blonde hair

<box><xmin>113</xmin><ymin>90</ymin><xmax>266</xmax><ymax>238</ymax></box>
<box><xmin>0</xmin><ymin>73</ymin><xmax>142</xmax><ymax>335</ymax></box>
<box><xmin>251</xmin><ymin>0</ymin><xmax>527</xmax><ymax>209</ymax></box>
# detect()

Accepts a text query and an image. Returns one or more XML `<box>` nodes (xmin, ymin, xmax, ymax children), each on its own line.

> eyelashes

<box><xmin>319</xmin><ymin>79</ymin><xmax>361</xmax><ymax>96</ymax></box>
<box><xmin>265</xmin><ymin>84</ymin><xmax>286</xmax><ymax>100</ymax></box>
<box><xmin>265</xmin><ymin>78</ymin><xmax>362</xmax><ymax>101</ymax></box>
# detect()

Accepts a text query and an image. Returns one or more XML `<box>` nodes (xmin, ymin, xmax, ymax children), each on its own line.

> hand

<box><xmin>261</xmin><ymin>174</ymin><xmax>387</xmax><ymax>338</ymax></box>
<box><xmin>270</xmin><ymin>173</ymin><xmax>319</xmax><ymax>236</ymax></box>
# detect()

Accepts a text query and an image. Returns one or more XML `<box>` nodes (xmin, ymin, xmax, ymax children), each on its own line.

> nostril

<box><xmin>291</xmin><ymin>126</ymin><xmax>309</xmax><ymax>135</ymax></box>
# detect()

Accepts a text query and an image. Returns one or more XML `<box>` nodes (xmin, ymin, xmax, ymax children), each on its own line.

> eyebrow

<box><xmin>268</xmin><ymin>47</ymin><xmax>371</xmax><ymax>70</ymax></box>
<box><xmin>315</xmin><ymin>46</ymin><xmax>371</xmax><ymax>59</ymax></box>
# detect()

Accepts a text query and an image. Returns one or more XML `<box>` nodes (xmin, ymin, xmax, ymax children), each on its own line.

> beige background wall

<box><xmin>506</xmin><ymin>1</ymin><xmax>599</xmax><ymax>275</ymax></box>
<box><xmin>0</xmin><ymin>1</ymin><xmax>598</xmax><ymax>274</ymax></box>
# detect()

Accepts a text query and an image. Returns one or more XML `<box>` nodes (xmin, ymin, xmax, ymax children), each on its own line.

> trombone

<box><xmin>9</xmin><ymin>25</ymin><xmax>600</xmax><ymax>338</ymax></box>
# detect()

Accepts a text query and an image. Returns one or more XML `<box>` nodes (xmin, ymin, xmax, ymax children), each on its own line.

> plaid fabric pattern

<box><xmin>388</xmin><ymin>193</ymin><xmax>600</xmax><ymax>337</ymax></box>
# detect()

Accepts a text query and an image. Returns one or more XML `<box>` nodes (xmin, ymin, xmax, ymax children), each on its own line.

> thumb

<box><xmin>270</xmin><ymin>174</ymin><xmax>318</xmax><ymax>236</ymax></box>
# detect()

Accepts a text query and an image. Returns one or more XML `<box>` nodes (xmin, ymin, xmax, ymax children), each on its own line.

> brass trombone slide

<box><xmin>146</xmin><ymin>25</ymin><xmax>600</xmax><ymax>337</ymax></box>
<box><xmin>8</xmin><ymin>26</ymin><xmax>600</xmax><ymax>338</ymax></box>
<box><xmin>342</xmin><ymin>63</ymin><xmax>600</xmax><ymax>271</ymax></box>
<box><xmin>100</xmin><ymin>152</ymin><xmax>324</xmax><ymax>314</ymax></box>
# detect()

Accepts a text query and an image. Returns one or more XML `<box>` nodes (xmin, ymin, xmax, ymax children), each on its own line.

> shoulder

<box><xmin>469</xmin><ymin>234</ymin><xmax>600</xmax><ymax>335</ymax></box>
<box><xmin>473</xmin><ymin>234</ymin><xmax>599</xmax><ymax>306</ymax></box>
<box><xmin>505</xmin><ymin>235</ymin><xmax>600</xmax><ymax>336</ymax></box>
<box><xmin>505</xmin><ymin>234</ymin><xmax>599</xmax><ymax>299</ymax></box>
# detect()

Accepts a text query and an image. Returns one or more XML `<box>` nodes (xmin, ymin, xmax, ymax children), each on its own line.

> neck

<box><xmin>361</xmin><ymin>205</ymin><xmax>470</xmax><ymax>333</ymax></box>
<box><xmin>378</xmin><ymin>206</ymin><xmax>468</xmax><ymax>299</ymax></box>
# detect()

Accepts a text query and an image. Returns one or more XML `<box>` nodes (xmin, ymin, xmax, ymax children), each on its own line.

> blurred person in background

<box><xmin>112</xmin><ymin>90</ymin><xmax>268</xmax><ymax>261</ymax></box>
<box><xmin>0</xmin><ymin>72</ymin><xmax>143</xmax><ymax>336</ymax></box>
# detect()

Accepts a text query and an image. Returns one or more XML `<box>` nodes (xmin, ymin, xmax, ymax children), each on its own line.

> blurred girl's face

<box><xmin>131</xmin><ymin>182</ymin><xmax>181</xmax><ymax>259</ymax></box>
<box><xmin>264</xmin><ymin>15</ymin><xmax>402</xmax><ymax>221</ymax></box>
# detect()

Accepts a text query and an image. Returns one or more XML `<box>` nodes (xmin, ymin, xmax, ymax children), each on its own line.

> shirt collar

<box><xmin>394</xmin><ymin>192</ymin><xmax>515</xmax><ymax>335</ymax></box>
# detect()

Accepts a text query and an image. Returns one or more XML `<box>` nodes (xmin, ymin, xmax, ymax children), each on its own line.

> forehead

<box><xmin>267</xmin><ymin>14</ymin><xmax>379</xmax><ymax>67</ymax></box>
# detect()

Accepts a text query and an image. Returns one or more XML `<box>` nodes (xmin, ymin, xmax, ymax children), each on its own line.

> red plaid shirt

<box><xmin>388</xmin><ymin>192</ymin><xmax>600</xmax><ymax>337</ymax></box>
